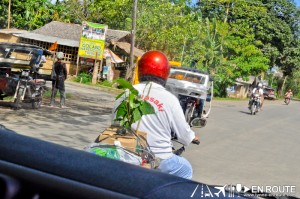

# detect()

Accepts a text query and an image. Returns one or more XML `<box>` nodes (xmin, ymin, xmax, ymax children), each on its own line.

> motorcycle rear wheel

<box><xmin>190</xmin><ymin>117</ymin><xmax>207</xmax><ymax>128</ymax></box>
<box><xmin>184</xmin><ymin>105</ymin><xmax>193</xmax><ymax>125</ymax></box>
<box><xmin>251</xmin><ymin>104</ymin><xmax>256</xmax><ymax>115</ymax></box>
<box><xmin>14</xmin><ymin>87</ymin><xmax>24</xmax><ymax>110</ymax></box>
<box><xmin>32</xmin><ymin>88</ymin><xmax>43</xmax><ymax>109</ymax></box>
<box><xmin>285</xmin><ymin>98</ymin><xmax>290</xmax><ymax>105</ymax></box>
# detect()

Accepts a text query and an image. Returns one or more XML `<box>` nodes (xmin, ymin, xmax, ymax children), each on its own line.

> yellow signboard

<box><xmin>78</xmin><ymin>21</ymin><xmax>108</xmax><ymax>60</ymax></box>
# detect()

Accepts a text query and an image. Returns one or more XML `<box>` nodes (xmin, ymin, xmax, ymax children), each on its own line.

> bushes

<box><xmin>74</xmin><ymin>72</ymin><xmax>127</xmax><ymax>90</ymax></box>
<box><xmin>98</xmin><ymin>78</ymin><xmax>128</xmax><ymax>90</ymax></box>
<box><xmin>98</xmin><ymin>80</ymin><xmax>113</xmax><ymax>87</ymax></box>
<box><xmin>75</xmin><ymin>72</ymin><xmax>92</xmax><ymax>84</ymax></box>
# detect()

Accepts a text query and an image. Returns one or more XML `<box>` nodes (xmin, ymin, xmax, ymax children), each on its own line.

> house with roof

<box><xmin>227</xmin><ymin>76</ymin><xmax>259</xmax><ymax>98</ymax></box>
<box><xmin>0</xmin><ymin>21</ymin><xmax>144</xmax><ymax>78</ymax></box>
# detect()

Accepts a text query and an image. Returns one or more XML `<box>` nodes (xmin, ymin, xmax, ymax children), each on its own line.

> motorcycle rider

<box><xmin>112</xmin><ymin>50</ymin><xmax>199</xmax><ymax>179</ymax></box>
<box><xmin>248</xmin><ymin>83</ymin><xmax>264</xmax><ymax>110</ymax></box>
<box><xmin>285</xmin><ymin>89</ymin><xmax>293</xmax><ymax>100</ymax></box>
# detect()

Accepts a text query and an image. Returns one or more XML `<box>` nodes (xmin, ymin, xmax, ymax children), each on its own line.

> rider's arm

<box><xmin>169</xmin><ymin>99</ymin><xmax>196</xmax><ymax>146</ymax></box>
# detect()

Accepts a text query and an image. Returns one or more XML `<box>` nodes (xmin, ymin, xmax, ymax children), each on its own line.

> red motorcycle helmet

<box><xmin>138</xmin><ymin>50</ymin><xmax>170</xmax><ymax>81</ymax></box>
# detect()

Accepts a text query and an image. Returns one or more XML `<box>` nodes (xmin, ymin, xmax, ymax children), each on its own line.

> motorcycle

<box><xmin>0</xmin><ymin>43</ymin><xmax>51</xmax><ymax>109</ymax></box>
<box><xmin>13</xmin><ymin>69</ymin><xmax>46</xmax><ymax>109</ymax></box>
<box><xmin>249</xmin><ymin>93</ymin><xmax>260</xmax><ymax>115</ymax></box>
<box><xmin>284</xmin><ymin>96</ymin><xmax>291</xmax><ymax>105</ymax></box>
<box><xmin>179</xmin><ymin>95</ymin><xmax>208</xmax><ymax>127</ymax></box>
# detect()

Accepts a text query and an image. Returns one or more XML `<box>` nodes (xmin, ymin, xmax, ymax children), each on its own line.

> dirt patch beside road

<box><xmin>0</xmin><ymin>81</ymin><xmax>119</xmax><ymax>149</ymax></box>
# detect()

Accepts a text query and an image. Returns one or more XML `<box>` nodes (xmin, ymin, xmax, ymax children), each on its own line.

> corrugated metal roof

<box><xmin>14</xmin><ymin>32</ymin><xmax>79</xmax><ymax>47</ymax></box>
<box><xmin>32</xmin><ymin>21</ymin><xmax>130</xmax><ymax>44</ymax></box>
<box><xmin>0</xmin><ymin>22</ymin><xmax>144</xmax><ymax>57</ymax></box>
<box><xmin>0</xmin><ymin>29</ymin><xmax>27</xmax><ymax>34</ymax></box>
<box><xmin>9</xmin><ymin>21</ymin><xmax>131</xmax><ymax>48</ymax></box>
<box><xmin>236</xmin><ymin>76</ymin><xmax>256</xmax><ymax>84</ymax></box>
<box><xmin>112</xmin><ymin>41</ymin><xmax>145</xmax><ymax>57</ymax></box>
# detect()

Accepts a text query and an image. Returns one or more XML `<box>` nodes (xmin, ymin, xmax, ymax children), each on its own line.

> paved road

<box><xmin>1</xmin><ymin>82</ymin><xmax>299</xmax><ymax>197</ymax></box>
<box><xmin>187</xmin><ymin>99</ymin><xmax>300</xmax><ymax>197</ymax></box>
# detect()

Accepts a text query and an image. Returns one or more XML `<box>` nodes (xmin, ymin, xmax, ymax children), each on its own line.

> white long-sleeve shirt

<box><xmin>112</xmin><ymin>82</ymin><xmax>195</xmax><ymax>159</ymax></box>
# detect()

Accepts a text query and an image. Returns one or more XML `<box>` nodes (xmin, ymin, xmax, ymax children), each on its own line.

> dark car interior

<box><xmin>0</xmin><ymin>129</ymin><xmax>245</xmax><ymax>199</ymax></box>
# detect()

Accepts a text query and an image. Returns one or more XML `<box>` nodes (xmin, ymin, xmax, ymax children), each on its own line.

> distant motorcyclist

<box><xmin>112</xmin><ymin>50</ymin><xmax>199</xmax><ymax>179</ymax></box>
<box><xmin>249</xmin><ymin>83</ymin><xmax>264</xmax><ymax>110</ymax></box>
<box><xmin>285</xmin><ymin>89</ymin><xmax>293</xmax><ymax>100</ymax></box>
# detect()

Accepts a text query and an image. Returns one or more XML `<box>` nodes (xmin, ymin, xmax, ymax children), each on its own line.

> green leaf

<box><xmin>115</xmin><ymin>91</ymin><xmax>125</xmax><ymax>100</ymax></box>
<box><xmin>128</xmin><ymin>93</ymin><xmax>135</xmax><ymax>108</ymax></box>
<box><xmin>115</xmin><ymin>79</ymin><xmax>138</xmax><ymax>95</ymax></box>
<box><xmin>131</xmin><ymin>98</ymin><xmax>141</xmax><ymax>108</ymax></box>
<box><xmin>116</xmin><ymin>79</ymin><xmax>133</xmax><ymax>89</ymax></box>
<box><xmin>115</xmin><ymin>101</ymin><xmax>127</xmax><ymax>118</ymax></box>
<box><xmin>132</xmin><ymin>109</ymin><xmax>142</xmax><ymax>123</ymax></box>
<box><xmin>140</xmin><ymin>101</ymin><xmax>155</xmax><ymax>115</ymax></box>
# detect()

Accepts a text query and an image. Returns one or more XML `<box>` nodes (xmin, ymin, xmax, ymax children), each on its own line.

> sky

<box><xmin>191</xmin><ymin>0</ymin><xmax>300</xmax><ymax>7</ymax></box>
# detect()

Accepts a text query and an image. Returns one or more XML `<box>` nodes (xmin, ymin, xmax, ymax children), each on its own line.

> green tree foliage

<box><xmin>196</xmin><ymin>0</ymin><xmax>300</xmax><ymax>96</ymax></box>
<box><xmin>136</xmin><ymin>0</ymin><xmax>199</xmax><ymax>60</ymax></box>
<box><xmin>0</xmin><ymin>0</ymin><xmax>55</xmax><ymax>30</ymax></box>
<box><xmin>198</xmin><ymin>17</ymin><xmax>269</xmax><ymax>96</ymax></box>
<box><xmin>1</xmin><ymin>0</ymin><xmax>300</xmax><ymax>97</ymax></box>
<box><xmin>0</xmin><ymin>0</ymin><xmax>9</xmax><ymax>28</ymax></box>
<box><xmin>53</xmin><ymin>0</ymin><xmax>132</xmax><ymax>29</ymax></box>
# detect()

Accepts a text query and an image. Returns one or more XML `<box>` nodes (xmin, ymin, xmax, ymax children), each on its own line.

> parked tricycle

<box><xmin>0</xmin><ymin>42</ymin><xmax>51</xmax><ymax>109</ymax></box>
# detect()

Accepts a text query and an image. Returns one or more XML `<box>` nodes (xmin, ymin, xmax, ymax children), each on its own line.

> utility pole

<box><xmin>127</xmin><ymin>0</ymin><xmax>137</xmax><ymax>81</ymax></box>
<box><xmin>8</xmin><ymin>0</ymin><xmax>11</xmax><ymax>29</ymax></box>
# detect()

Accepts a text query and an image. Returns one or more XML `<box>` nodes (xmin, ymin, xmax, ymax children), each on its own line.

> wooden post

<box><xmin>92</xmin><ymin>52</ymin><xmax>98</xmax><ymax>85</ymax></box>
<box><xmin>106</xmin><ymin>56</ymin><xmax>113</xmax><ymax>82</ymax></box>
<box><xmin>7</xmin><ymin>0</ymin><xmax>11</xmax><ymax>29</ymax></box>
<box><xmin>126</xmin><ymin>0</ymin><xmax>137</xmax><ymax>81</ymax></box>
<box><xmin>75</xmin><ymin>54</ymin><xmax>80</xmax><ymax>76</ymax></box>
<box><xmin>97</xmin><ymin>59</ymin><xmax>103</xmax><ymax>82</ymax></box>
<box><xmin>280</xmin><ymin>75</ymin><xmax>288</xmax><ymax>97</ymax></box>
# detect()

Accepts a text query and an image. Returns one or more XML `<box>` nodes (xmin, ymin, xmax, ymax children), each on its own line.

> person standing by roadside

<box><xmin>50</xmin><ymin>52</ymin><xmax>67</xmax><ymax>108</ymax></box>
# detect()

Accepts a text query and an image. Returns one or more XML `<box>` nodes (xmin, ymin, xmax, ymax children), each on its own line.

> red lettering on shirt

<box><xmin>139</xmin><ymin>95</ymin><xmax>164</xmax><ymax>112</ymax></box>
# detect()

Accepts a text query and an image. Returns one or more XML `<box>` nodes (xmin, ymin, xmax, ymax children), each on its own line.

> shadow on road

<box><xmin>0</xmin><ymin>101</ymin><xmax>14</xmax><ymax>108</ymax></box>
<box><xmin>239</xmin><ymin>110</ymin><xmax>252</xmax><ymax>115</ymax></box>
<box><xmin>0</xmin><ymin>101</ymin><xmax>39</xmax><ymax>110</ymax></box>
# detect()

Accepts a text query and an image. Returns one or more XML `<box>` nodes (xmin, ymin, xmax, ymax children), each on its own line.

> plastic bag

<box><xmin>85</xmin><ymin>142</ymin><xmax>142</xmax><ymax>166</ymax></box>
